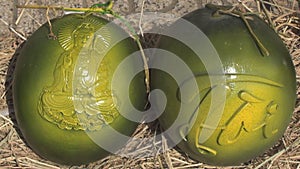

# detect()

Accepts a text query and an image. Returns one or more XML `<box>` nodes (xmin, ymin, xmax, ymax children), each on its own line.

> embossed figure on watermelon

<box><xmin>38</xmin><ymin>16</ymin><xmax>117</xmax><ymax>131</ymax></box>
<box><xmin>13</xmin><ymin>13</ymin><xmax>146</xmax><ymax>165</ymax></box>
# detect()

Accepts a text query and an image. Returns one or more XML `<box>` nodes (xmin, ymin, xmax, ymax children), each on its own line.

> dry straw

<box><xmin>0</xmin><ymin>0</ymin><xmax>299</xmax><ymax>168</ymax></box>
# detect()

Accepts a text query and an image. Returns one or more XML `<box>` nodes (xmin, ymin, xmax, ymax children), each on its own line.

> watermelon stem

<box><xmin>207</xmin><ymin>3</ymin><xmax>270</xmax><ymax>57</ymax></box>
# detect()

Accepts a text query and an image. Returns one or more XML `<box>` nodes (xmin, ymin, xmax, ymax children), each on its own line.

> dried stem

<box><xmin>139</xmin><ymin>0</ymin><xmax>146</xmax><ymax>37</ymax></box>
<box><xmin>208</xmin><ymin>4</ymin><xmax>270</xmax><ymax>56</ymax></box>
<box><xmin>46</xmin><ymin>7</ymin><xmax>56</xmax><ymax>39</ymax></box>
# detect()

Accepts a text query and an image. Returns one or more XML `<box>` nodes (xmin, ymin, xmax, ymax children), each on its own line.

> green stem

<box><xmin>16</xmin><ymin>5</ymin><xmax>106</xmax><ymax>13</ymax></box>
<box><xmin>113</xmin><ymin>13</ymin><xmax>150</xmax><ymax>94</ymax></box>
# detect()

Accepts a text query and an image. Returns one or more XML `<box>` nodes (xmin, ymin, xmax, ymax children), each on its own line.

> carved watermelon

<box><xmin>151</xmin><ymin>5</ymin><xmax>296</xmax><ymax>166</ymax></box>
<box><xmin>13</xmin><ymin>14</ymin><xmax>146</xmax><ymax>165</ymax></box>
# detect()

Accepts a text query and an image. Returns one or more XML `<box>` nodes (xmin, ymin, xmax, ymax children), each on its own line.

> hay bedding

<box><xmin>0</xmin><ymin>0</ymin><xmax>299</xmax><ymax>168</ymax></box>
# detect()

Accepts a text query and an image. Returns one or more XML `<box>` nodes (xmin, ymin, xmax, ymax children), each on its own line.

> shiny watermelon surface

<box><xmin>151</xmin><ymin>5</ymin><xmax>296</xmax><ymax>166</ymax></box>
<box><xmin>13</xmin><ymin>14</ymin><xmax>146</xmax><ymax>165</ymax></box>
